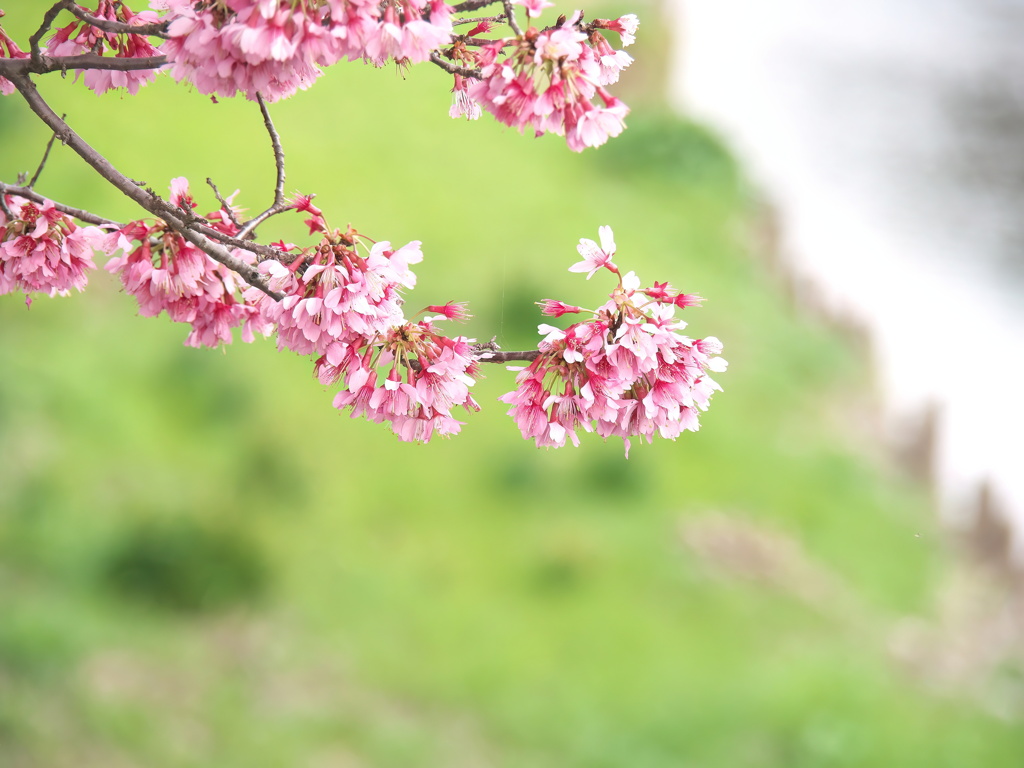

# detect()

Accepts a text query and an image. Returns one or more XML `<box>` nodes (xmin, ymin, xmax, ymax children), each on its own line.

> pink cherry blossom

<box><xmin>244</xmin><ymin>228</ymin><xmax>423</xmax><ymax>355</ymax></box>
<box><xmin>0</xmin><ymin>25</ymin><xmax>28</xmax><ymax>96</ymax></box>
<box><xmin>1</xmin><ymin>195</ymin><xmax>105</xmax><ymax>303</ymax></box>
<box><xmin>593</xmin><ymin>14</ymin><xmax>640</xmax><ymax>47</ymax></box>
<box><xmin>589</xmin><ymin>34</ymin><xmax>633</xmax><ymax>86</ymax></box>
<box><xmin>449</xmin><ymin>74</ymin><xmax>481</xmax><ymax>120</ymax></box>
<box><xmin>501</xmin><ymin>226</ymin><xmax>725</xmax><ymax>454</ymax></box>
<box><xmin>46</xmin><ymin>2</ymin><xmax>161</xmax><ymax>95</ymax></box>
<box><xmin>461</xmin><ymin>16</ymin><xmax>632</xmax><ymax>151</ymax></box>
<box><xmin>425</xmin><ymin>301</ymin><xmax>472</xmax><ymax>321</ymax></box>
<box><xmin>327</xmin><ymin>318</ymin><xmax>480</xmax><ymax>442</ymax></box>
<box><xmin>105</xmin><ymin>178</ymin><xmax>271</xmax><ymax>347</ymax></box>
<box><xmin>569</xmin><ymin>225</ymin><xmax>617</xmax><ymax>278</ymax></box>
<box><xmin>538</xmin><ymin>299</ymin><xmax>582</xmax><ymax>317</ymax></box>
<box><xmin>512</xmin><ymin>0</ymin><xmax>555</xmax><ymax>18</ymax></box>
<box><xmin>157</xmin><ymin>0</ymin><xmax>330</xmax><ymax>101</ymax></box>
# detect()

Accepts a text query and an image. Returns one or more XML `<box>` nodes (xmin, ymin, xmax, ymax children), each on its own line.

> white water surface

<box><xmin>671</xmin><ymin>0</ymin><xmax>1024</xmax><ymax>540</ymax></box>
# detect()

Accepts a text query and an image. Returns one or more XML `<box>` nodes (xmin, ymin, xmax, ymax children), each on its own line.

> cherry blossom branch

<box><xmin>66</xmin><ymin>3</ymin><xmax>170</xmax><ymax>38</ymax></box>
<box><xmin>3</xmin><ymin>179</ymin><xmax>291</xmax><ymax>270</ymax></box>
<box><xmin>6</xmin><ymin>71</ymin><xmax>281</xmax><ymax>299</ymax></box>
<box><xmin>190</xmin><ymin>223</ymin><xmax>296</xmax><ymax>263</ymax></box>
<box><xmin>236</xmin><ymin>93</ymin><xmax>289</xmax><ymax>240</ymax></box>
<box><xmin>0</xmin><ymin>182</ymin><xmax>119</xmax><ymax>227</ymax></box>
<box><xmin>1</xmin><ymin>179</ymin><xmax>544</xmax><ymax>367</ymax></box>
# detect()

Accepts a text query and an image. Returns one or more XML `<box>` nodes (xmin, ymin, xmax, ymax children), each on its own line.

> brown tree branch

<box><xmin>453</xmin><ymin>15</ymin><xmax>507</xmax><ymax>26</ymax></box>
<box><xmin>236</xmin><ymin>93</ymin><xmax>290</xmax><ymax>240</ymax></box>
<box><xmin>205</xmin><ymin>178</ymin><xmax>243</xmax><ymax>228</ymax></box>
<box><xmin>0</xmin><ymin>191</ymin><xmax>14</xmax><ymax>220</ymax></box>
<box><xmin>452</xmin><ymin>0</ymin><xmax>506</xmax><ymax>12</ymax></box>
<box><xmin>66</xmin><ymin>4</ymin><xmax>171</xmax><ymax>38</ymax></box>
<box><xmin>0</xmin><ymin>52</ymin><xmax>168</xmax><ymax>78</ymax></box>
<box><xmin>0</xmin><ymin>182</ymin><xmax>120</xmax><ymax>227</ymax></box>
<box><xmin>429</xmin><ymin>52</ymin><xmax>481</xmax><ymax>79</ymax></box>
<box><xmin>29</xmin><ymin>1</ymin><xmax>72</xmax><ymax>67</ymax></box>
<box><xmin>26</xmin><ymin>118</ymin><xmax>63</xmax><ymax>188</ymax></box>
<box><xmin>191</xmin><ymin>223</ymin><xmax>297</xmax><ymax>263</ymax></box>
<box><xmin>502</xmin><ymin>0</ymin><xmax>523</xmax><ymax>37</ymax></box>
<box><xmin>474</xmin><ymin>349</ymin><xmax>541</xmax><ymax>364</ymax></box>
<box><xmin>6</xmin><ymin>71</ymin><xmax>281</xmax><ymax>300</ymax></box>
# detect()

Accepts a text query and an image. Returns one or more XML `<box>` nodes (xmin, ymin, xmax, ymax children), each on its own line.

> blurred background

<box><xmin>674</xmin><ymin>0</ymin><xmax>1024</xmax><ymax>540</ymax></box>
<box><xmin>2</xmin><ymin>0</ymin><xmax>1024</xmax><ymax>765</ymax></box>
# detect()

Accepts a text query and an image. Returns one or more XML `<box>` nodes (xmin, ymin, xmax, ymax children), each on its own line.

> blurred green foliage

<box><xmin>101</xmin><ymin>520</ymin><xmax>268</xmax><ymax>613</ymax></box>
<box><xmin>2</xmin><ymin>1</ymin><xmax>1023</xmax><ymax>766</ymax></box>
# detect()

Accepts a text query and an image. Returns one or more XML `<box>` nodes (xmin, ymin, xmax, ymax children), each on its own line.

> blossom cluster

<box><xmin>318</xmin><ymin>314</ymin><xmax>481</xmax><ymax>442</ymax></box>
<box><xmin>500</xmin><ymin>226</ymin><xmax>726</xmax><ymax>456</ymax></box>
<box><xmin>1</xmin><ymin>194</ymin><xmax>105</xmax><ymax>305</ymax></box>
<box><xmin>46</xmin><ymin>0</ymin><xmax>162</xmax><ymax>95</ymax></box>
<box><xmin>6</xmin><ymin>2</ymin><xmax>639</xmax><ymax>152</ymax></box>
<box><xmin>457</xmin><ymin>13</ymin><xmax>638</xmax><ymax>151</ymax></box>
<box><xmin>1</xmin><ymin>185</ymin><xmax>724</xmax><ymax>448</ymax></box>
<box><xmin>1</xmin><ymin>4</ymin><xmax>726</xmax><ymax>451</ymax></box>
<box><xmin>155</xmin><ymin>0</ymin><xmax>454</xmax><ymax>101</ymax></box>
<box><xmin>238</xmin><ymin>196</ymin><xmax>480</xmax><ymax>440</ymax></box>
<box><xmin>104</xmin><ymin>178</ymin><xmax>272</xmax><ymax>348</ymax></box>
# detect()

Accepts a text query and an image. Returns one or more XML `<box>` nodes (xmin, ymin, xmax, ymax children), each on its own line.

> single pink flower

<box><xmin>425</xmin><ymin>301</ymin><xmax>472</xmax><ymax>321</ymax></box>
<box><xmin>512</xmin><ymin>0</ymin><xmax>555</xmax><ymax>18</ymax></box>
<box><xmin>569</xmin><ymin>225</ymin><xmax>618</xmax><ymax>278</ymax></box>
<box><xmin>594</xmin><ymin>14</ymin><xmax>639</xmax><ymax>47</ymax></box>
<box><xmin>537</xmin><ymin>299</ymin><xmax>582</xmax><ymax>317</ymax></box>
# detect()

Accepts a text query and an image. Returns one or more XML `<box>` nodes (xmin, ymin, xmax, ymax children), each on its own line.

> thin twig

<box><xmin>260</xmin><ymin>93</ymin><xmax>287</xmax><ymax>209</ymax></box>
<box><xmin>0</xmin><ymin>194</ymin><xmax>14</xmax><ymax>221</ymax></box>
<box><xmin>27</xmin><ymin>117</ymin><xmax>64</xmax><ymax>189</ymax></box>
<box><xmin>236</xmin><ymin>92</ymin><xmax>289</xmax><ymax>240</ymax></box>
<box><xmin>502</xmin><ymin>0</ymin><xmax>523</xmax><ymax>37</ymax></box>
<box><xmin>452</xmin><ymin>0</ymin><xmax>505</xmax><ymax>12</ymax></box>
<box><xmin>29</xmin><ymin>0</ymin><xmax>72</xmax><ymax>66</ymax></box>
<box><xmin>453</xmin><ymin>15</ymin><xmax>506</xmax><ymax>26</ymax></box>
<box><xmin>7</xmin><ymin>72</ymin><xmax>282</xmax><ymax>300</ymax></box>
<box><xmin>205</xmin><ymin>178</ymin><xmax>242</xmax><ymax>228</ymax></box>
<box><xmin>460</xmin><ymin>35</ymin><xmax>516</xmax><ymax>47</ymax></box>
<box><xmin>429</xmin><ymin>52</ymin><xmax>481</xmax><ymax>79</ymax></box>
<box><xmin>66</xmin><ymin>4</ymin><xmax>170</xmax><ymax>38</ymax></box>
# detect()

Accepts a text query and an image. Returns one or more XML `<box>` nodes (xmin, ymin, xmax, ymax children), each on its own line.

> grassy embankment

<box><xmin>2</xmin><ymin>4</ymin><xmax>1023</xmax><ymax>765</ymax></box>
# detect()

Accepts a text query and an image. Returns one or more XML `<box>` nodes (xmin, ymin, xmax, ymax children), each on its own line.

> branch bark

<box><xmin>0</xmin><ymin>182</ymin><xmax>120</xmax><ymax>228</ymax></box>
<box><xmin>6</xmin><ymin>71</ymin><xmax>281</xmax><ymax>300</ymax></box>
<box><xmin>0</xmin><ymin>53</ymin><xmax>168</xmax><ymax>77</ymax></box>
<box><xmin>66</xmin><ymin>4</ymin><xmax>170</xmax><ymax>38</ymax></box>
<box><xmin>236</xmin><ymin>93</ymin><xmax>290</xmax><ymax>240</ymax></box>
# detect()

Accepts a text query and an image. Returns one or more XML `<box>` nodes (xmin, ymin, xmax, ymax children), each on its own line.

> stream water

<box><xmin>671</xmin><ymin>0</ymin><xmax>1024</xmax><ymax>541</ymax></box>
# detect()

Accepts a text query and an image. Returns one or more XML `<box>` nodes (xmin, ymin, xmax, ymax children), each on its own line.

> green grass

<box><xmin>2</xmin><ymin>3</ymin><xmax>1021</xmax><ymax>765</ymax></box>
